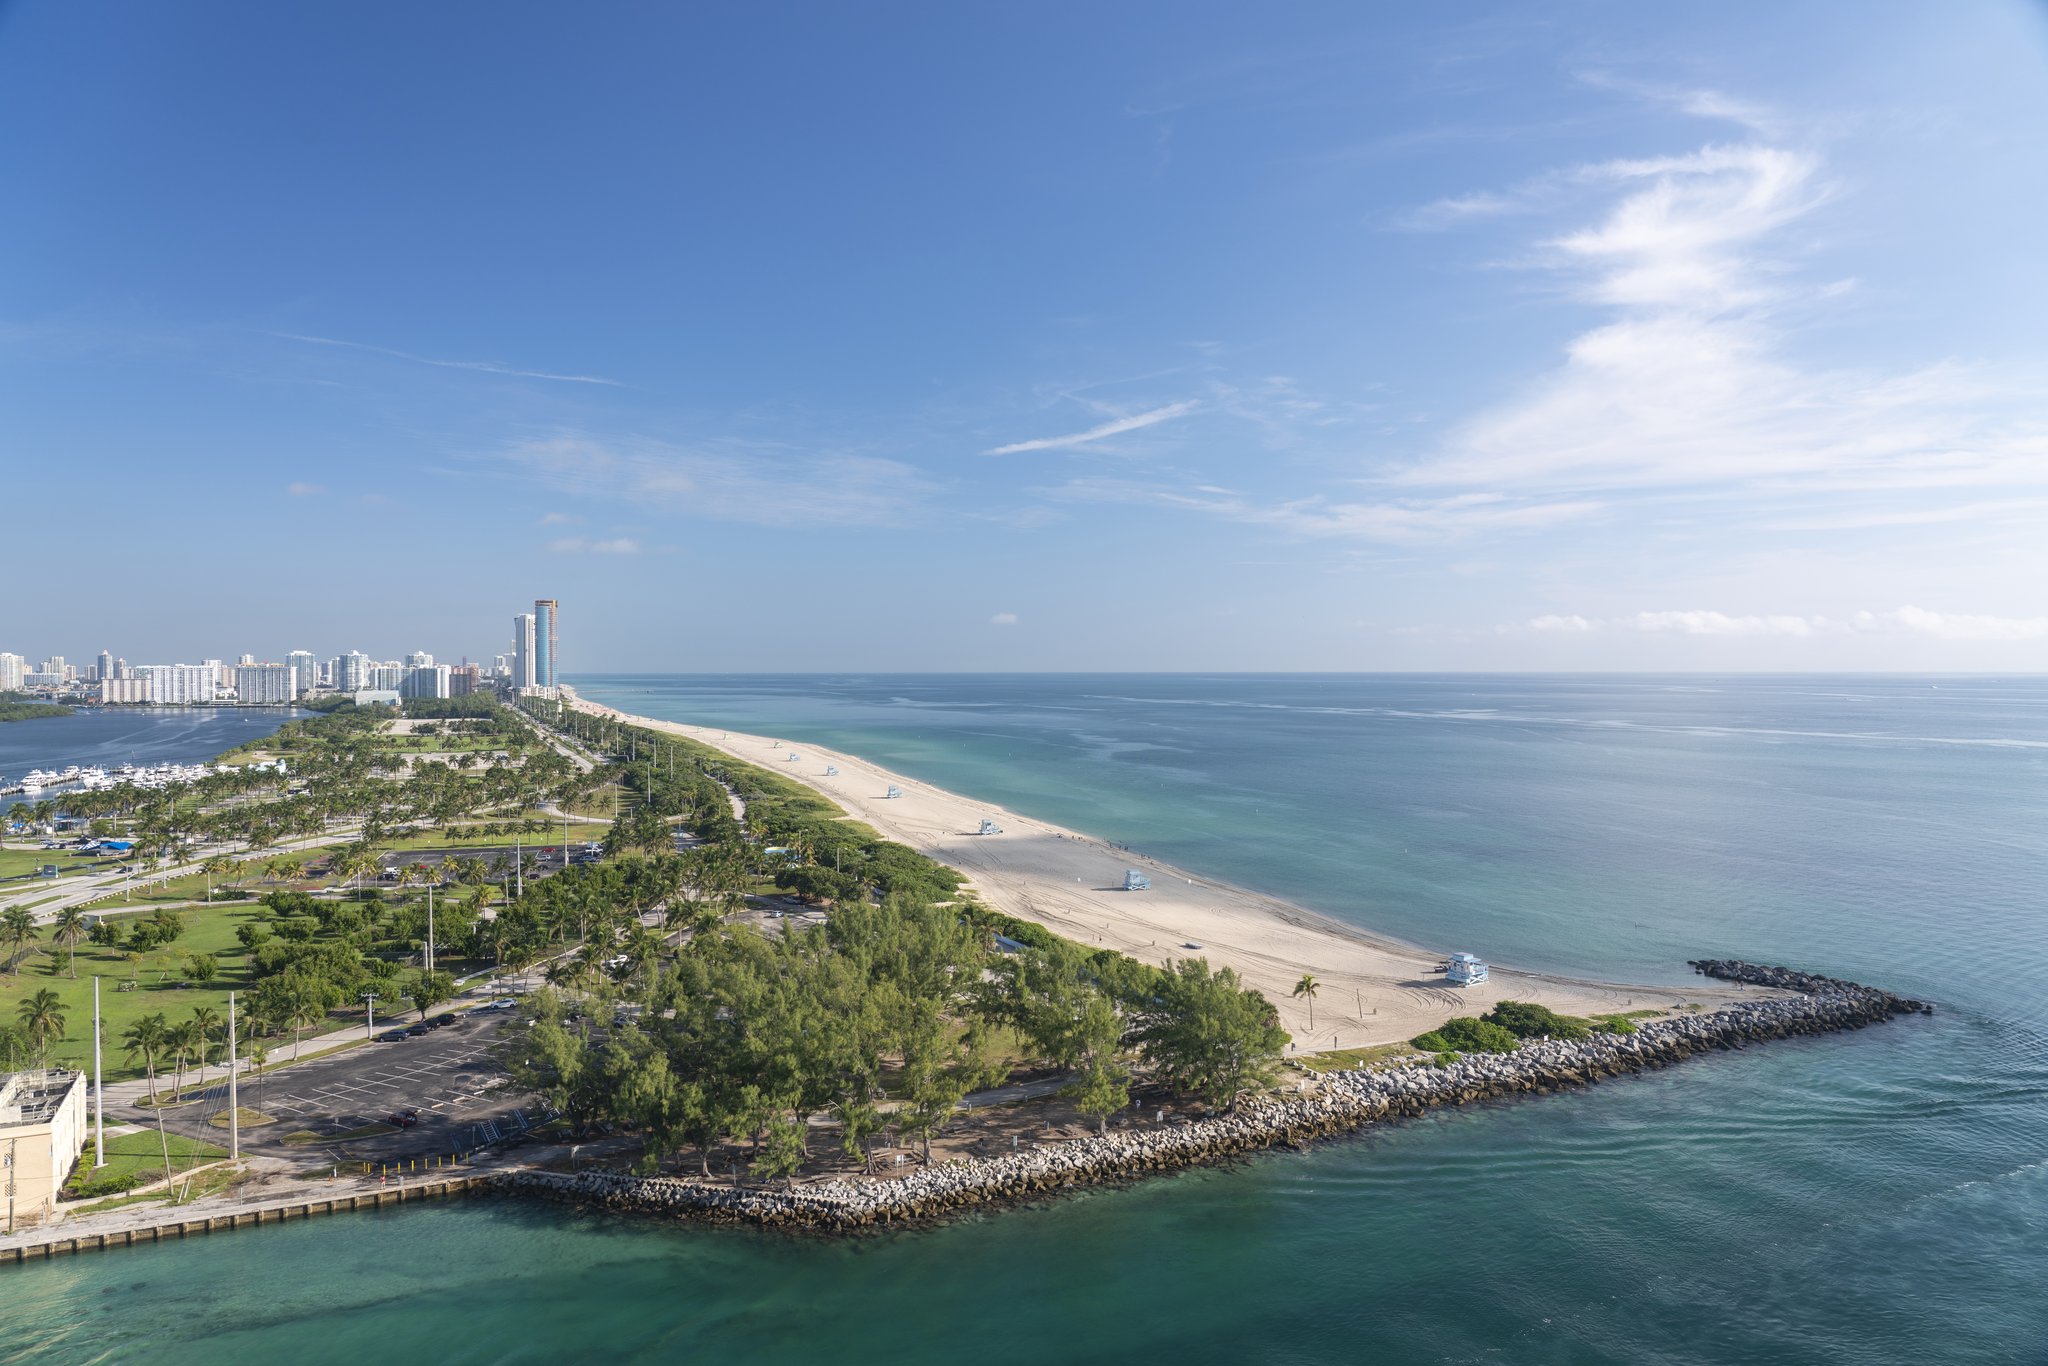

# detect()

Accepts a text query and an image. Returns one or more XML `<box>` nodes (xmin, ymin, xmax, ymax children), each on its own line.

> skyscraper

<box><xmin>96</xmin><ymin>649</ymin><xmax>114</xmax><ymax>683</ymax></box>
<box><xmin>286</xmin><ymin>650</ymin><xmax>317</xmax><ymax>698</ymax></box>
<box><xmin>512</xmin><ymin>613</ymin><xmax>537</xmax><ymax>692</ymax></box>
<box><xmin>534</xmin><ymin>598</ymin><xmax>558</xmax><ymax>693</ymax></box>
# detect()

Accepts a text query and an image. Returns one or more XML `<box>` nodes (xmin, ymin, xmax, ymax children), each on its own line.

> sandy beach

<box><xmin>562</xmin><ymin>689</ymin><xmax>1761</xmax><ymax>1048</ymax></box>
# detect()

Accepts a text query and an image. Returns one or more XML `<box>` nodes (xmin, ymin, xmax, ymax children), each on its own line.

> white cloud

<box><xmin>548</xmin><ymin>536</ymin><xmax>640</xmax><ymax>555</ymax></box>
<box><xmin>1401</xmin><ymin>139</ymin><xmax>2048</xmax><ymax>505</ymax></box>
<box><xmin>990</xmin><ymin>612</ymin><xmax>1019</xmax><ymax>626</ymax></box>
<box><xmin>274</xmin><ymin>332</ymin><xmax>621</xmax><ymax>386</ymax></box>
<box><xmin>984</xmin><ymin>401</ymin><xmax>1199</xmax><ymax>455</ymax></box>
<box><xmin>538</xmin><ymin>511</ymin><xmax>580</xmax><ymax>526</ymax></box>
<box><xmin>286</xmin><ymin>481</ymin><xmax>326</xmax><ymax>497</ymax></box>
<box><xmin>492</xmin><ymin>435</ymin><xmax>935</xmax><ymax>528</ymax></box>
<box><xmin>1520</xmin><ymin>606</ymin><xmax>2048</xmax><ymax>643</ymax></box>
<box><xmin>1058</xmin><ymin>478</ymin><xmax>1599</xmax><ymax>542</ymax></box>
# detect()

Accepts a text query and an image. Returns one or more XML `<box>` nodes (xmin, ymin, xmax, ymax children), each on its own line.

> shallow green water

<box><xmin>6</xmin><ymin>676</ymin><xmax>2043</xmax><ymax>1364</ymax></box>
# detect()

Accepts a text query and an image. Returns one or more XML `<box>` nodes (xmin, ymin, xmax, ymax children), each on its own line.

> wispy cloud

<box><xmin>1522</xmin><ymin>606</ymin><xmax>2048</xmax><ymax>643</ymax></box>
<box><xmin>984</xmin><ymin>401</ymin><xmax>1200</xmax><ymax>455</ymax></box>
<box><xmin>1056</xmin><ymin>479</ymin><xmax>1599</xmax><ymax>542</ymax></box>
<box><xmin>548</xmin><ymin>536</ymin><xmax>640</xmax><ymax>555</ymax></box>
<box><xmin>273</xmin><ymin>332</ymin><xmax>622</xmax><ymax>387</ymax></box>
<box><xmin>286</xmin><ymin>481</ymin><xmax>326</xmax><ymax>497</ymax></box>
<box><xmin>491</xmin><ymin>434</ymin><xmax>935</xmax><ymax>528</ymax></box>
<box><xmin>990</xmin><ymin>612</ymin><xmax>1019</xmax><ymax>626</ymax></box>
<box><xmin>538</xmin><ymin>511</ymin><xmax>580</xmax><ymax>526</ymax></box>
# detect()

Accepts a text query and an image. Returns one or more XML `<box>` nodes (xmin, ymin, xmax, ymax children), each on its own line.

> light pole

<box><xmin>361</xmin><ymin>991</ymin><xmax>378</xmax><ymax>1039</ymax></box>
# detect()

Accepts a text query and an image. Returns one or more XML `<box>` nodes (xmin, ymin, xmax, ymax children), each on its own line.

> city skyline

<box><xmin>5</xmin><ymin>3</ymin><xmax>2046</xmax><ymax>670</ymax></box>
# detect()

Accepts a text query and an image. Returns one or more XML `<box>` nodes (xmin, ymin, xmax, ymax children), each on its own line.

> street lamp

<box><xmin>361</xmin><ymin>991</ymin><xmax>378</xmax><ymax>1039</ymax></box>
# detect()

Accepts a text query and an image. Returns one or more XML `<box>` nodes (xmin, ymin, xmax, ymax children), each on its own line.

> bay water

<box><xmin>4</xmin><ymin>675</ymin><xmax>2042</xmax><ymax>1364</ymax></box>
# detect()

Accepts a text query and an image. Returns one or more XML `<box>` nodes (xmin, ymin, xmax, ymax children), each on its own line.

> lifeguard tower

<box><xmin>885</xmin><ymin>785</ymin><xmax>902</xmax><ymax>799</ymax></box>
<box><xmin>1123</xmin><ymin>869</ymin><xmax>1151</xmax><ymax>891</ymax></box>
<box><xmin>825</xmin><ymin>765</ymin><xmax>839</xmax><ymax>777</ymax></box>
<box><xmin>787</xmin><ymin>752</ymin><xmax>801</xmax><ymax>763</ymax></box>
<box><xmin>1446</xmin><ymin>952</ymin><xmax>1489</xmax><ymax>986</ymax></box>
<box><xmin>978</xmin><ymin>818</ymin><xmax>1002</xmax><ymax>835</ymax></box>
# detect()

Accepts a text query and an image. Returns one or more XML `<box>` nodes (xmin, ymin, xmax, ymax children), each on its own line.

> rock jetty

<box><xmin>495</xmin><ymin>961</ymin><xmax>1928</xmax><ymax>1231</ymax></box>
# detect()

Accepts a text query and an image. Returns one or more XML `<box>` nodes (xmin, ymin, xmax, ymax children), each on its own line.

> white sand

<box><xmin>564</xmin><ymin>690</ymin><xmax>1757</xmax><ymax>1049</ymax></box>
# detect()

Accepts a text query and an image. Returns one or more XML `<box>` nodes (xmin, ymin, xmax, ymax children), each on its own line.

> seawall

<box><xmin>499</xmin><ymin>961</ymin><xmax>1929</xmax><ymax>1231</ymax></box>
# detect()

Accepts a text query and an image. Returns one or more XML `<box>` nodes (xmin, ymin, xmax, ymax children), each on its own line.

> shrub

<box><xmin>1411</xmin><ymin>1016</ymin><xmax>1520</xmax><ymax>1054</ymax></box>
<box><xmin>1483</xmin><ymin>1000</ymin><xmax>1589</xmax><ymax>1041</ymax></box>
<box><xmin>1592</xmin><ymin>1014</ymin><xmax>1639</xmax><ymax>1035</ymax></box>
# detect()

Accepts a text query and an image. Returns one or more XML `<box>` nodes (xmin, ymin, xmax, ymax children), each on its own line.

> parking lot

<box><xmin>162</xmin><ymin>1008</ymin><xmax>542</xmax><ymax>1160</ymax></box>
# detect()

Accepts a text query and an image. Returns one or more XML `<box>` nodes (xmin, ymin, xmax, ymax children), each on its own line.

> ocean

<box><xmin>4</xmin><ymin>675</ymin><xmax>2043</xmax><ymax>1365</ymax></box>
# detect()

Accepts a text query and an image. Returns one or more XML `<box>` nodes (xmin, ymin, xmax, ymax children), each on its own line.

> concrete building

<box><xmin>449</xmin><ymin>663</ymin><xmax>481</xmax><ymax>697</ymax></box>
<box><xmin>334</xmin><ymin>651</ymin><xmax>372</xmax><ymax>693</ymax></box>
<box><xmin>113</xmin><ymin>657</ymin><xmax>129</xmax><ymax>680</ymax></box>
<box><xmin>95</xmin><ymin>650</ymin><xmax>113</xmax><ymax>683</ymax></box>
<box><xmin>0</xmin><ymin>653</ymin><xmax>23</xmax><ymax>692</ymax></box>
<box><xmin>352</xmin><ymin>689</ymin><xmax>401</xmax><ymax>707</ymax></box>
<box><xmin>100</xmin><ymin>677</ymin><xmax>153</xmax><ymax>704</ymax></box>
<box><xmin>404</xmin><ymin>651</ymin><xmax>434</xmax><ymax>669</ymax></box>
<box><xmin>0</xmin><ymin>1069</ymin><xmax>88</xmax><ymax>1229</ymax></box>
<box><xmin>286</xmin><ymin>650</ymin><xmax>318</xmax><ymax>699</ymax></box>
<box><xmin>512</xmin><ymin>613</ymin><xmax>537</xmax><ymax>692</ymax></box>
<box><xmin>140</xmin><ymin>664</ymin><xmax>217</xmax><ymax>706</ymax></box>
<box><xmin>400</xmin><ymin>664</ymin><xmax>451</xmax><ymax>699</ymax></box>
<box><xmin>235</xmin><ymin>663</ymin><xmax>294</xmax><ymax>705</ymax></box>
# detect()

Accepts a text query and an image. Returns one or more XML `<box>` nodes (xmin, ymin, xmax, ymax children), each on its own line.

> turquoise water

<box><xmin>5</xmin><ymin>675</ymin><xmax>2044</xmax><ymax>1364</ymax></box>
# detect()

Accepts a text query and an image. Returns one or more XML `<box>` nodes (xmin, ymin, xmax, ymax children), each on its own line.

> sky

<box><xmin>4</xmin><ymin>1</ymin><xmax>2048</xmax><ymax>671</ymax></box>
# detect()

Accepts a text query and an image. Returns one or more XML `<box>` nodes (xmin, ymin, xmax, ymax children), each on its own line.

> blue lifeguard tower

<box><xmin>1446</xmin><ymin>952</ymin><xmax>1489</xmax><ymax>986</ymax></box>
<box><xmin>1123</xmin><ymin>869</ymin><xmax>1151</xmax><ymax>891</ymax></box>
<box><xmin>885</xmin><ymin>785</ymin><xmax>902</xmax><ymax>799</ymax></box>
<box><xmin>978</xmin><ymin>818</ymin><xmax>1002</xmax><ymax>835</ymax></box>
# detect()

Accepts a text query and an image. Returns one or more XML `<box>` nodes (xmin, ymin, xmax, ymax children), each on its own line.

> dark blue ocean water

<box><xmin>0</xmin><ymin>706</ymin><xmax>298</xmax><ymax>788</ymax></box>
<box><xmin>5</xmin><ymin>675</ymin><xmax>2043</xmax><ymax>1365</ymax></box>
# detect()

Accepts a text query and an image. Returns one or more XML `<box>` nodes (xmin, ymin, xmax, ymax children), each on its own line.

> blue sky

<box><xmin>5</xmin><ymin>1</ymin><xmax>2048</xmax><ymax>671</ymax></box>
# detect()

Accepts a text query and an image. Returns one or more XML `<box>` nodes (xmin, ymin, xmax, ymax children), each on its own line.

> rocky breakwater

<box><xmin>495</xmin><ymin>962</ymin><xmax>1930</xmax><ymax>1231</ymax></box>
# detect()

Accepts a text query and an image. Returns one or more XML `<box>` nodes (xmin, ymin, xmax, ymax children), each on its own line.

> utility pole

<box><xmin>227</xmin><ymin>992</ymin><xmax>240</xmax><ymax>1162</ymax></box>
<box><xmin>426</xmin><ymin>882</ymin><xmax>435</xmax><ymax>974</ymax></box>
<box><xmin>362</xmin><ymin>991</ymin><xmax>378</xmax><ymax>1039</ymax></box>
<box><xmin>92</xmin><ymin>975</ymin><xmax>106</xmax><ymax>1168</ymax></box>
<box><xmin>5</xmin><ymin>1137</ymin><xmax>15</xmax><ymax>1235</ymax></box>
<box><xmin>515</xmin><ymin>834</ymin><xmax>524</xmax><ymax>898</ymax></box>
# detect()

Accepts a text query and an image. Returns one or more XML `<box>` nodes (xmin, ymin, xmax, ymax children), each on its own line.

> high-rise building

<box><xmin>237</xmin><ymin>653</ymin><xmax>256</xmax><ymax>667</ymax></box>
<box><xmin>0</xmin><ymin>653</ymin><xmax>23</xmax><ymax>692</ymax></box>
<box><xmin>534</xmin><ymin>599</ymin><xmax>558</xmax><ymax>692</ymax></box>
<box><xmin>235</xmin><ymin>663</ymin><xmax>294</xmax><ymax>705</ymax></box>
<box><xmin>449</xmin><ymin>663</ymin><xmax>481</xmax><ymax>697</ymax></box>
<box><xmin>101</xmin><ymin>677</ymin><xmax>152</xmax><ymax>704</ymax></box>
<box><xmin>512</xmin><ymin>613</ymin><xmax>537</xmax><ymax>692</ymax></box>
<box><xmin>141</xmin><ymin>664</ymin><xmax>217</xmax><ymax>706</ymax></box>
<box><xmin>336</xmin><ymin>651</ymin><xmax>372</xmax><ymax>692</ymax></box>
<box><xmin>400</xmin><ymin>664</ymin><xmax>451</xmax><ymax>699</ymax></box>
<box><xmin>368</xmin><ymin>664</ymin><xmax>405</xmax><ymax>692</ymax></box>
<box><xmin>286</xmin><ymin>650</ymin><xmax>318</xmax><ymax>698</ymax></box>
<box><xmin>113</xmin><ymin>657</ymin><xmax>129</xmax><ymax>680</ymax></box>
<box><xmin>96</xmin><ymin>650</ymin><xmax>114</xmax><ymax>683</ymax></box>
<box><xmin>204</xmin><ymin>659</ymin><xmax>229</xmax><ymax>687</ymax></box>
<box><xmin>45</xmin><ymin>657</ymin><xmax>67</xmax><ymax>681</ymax></box>
<box><xmin>404</xmin><ymin>651</ymin><xmax>434</xmax><ymax>669</ymax></box>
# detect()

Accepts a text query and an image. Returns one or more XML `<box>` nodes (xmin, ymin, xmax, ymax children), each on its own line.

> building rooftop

<box><xmin>0</xmin><ymin>1069</ymin><xmax>82</xmax><ymax>1128</ymax></box>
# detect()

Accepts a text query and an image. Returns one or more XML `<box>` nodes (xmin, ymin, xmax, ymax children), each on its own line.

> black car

<box><xmin>406</xmin><ymin>1023</ymin><xmax>431</xmax><ymax>1036</ymax></box>
<box><xmin>432</xmin><ymin>1012</ymin><xmax>458</xmax><ymax>1027</ymax></box>
<box><xmin>376</xmin><ymin>1028</ymin><xmax>410</xmax><ymax>1043</ymax></box>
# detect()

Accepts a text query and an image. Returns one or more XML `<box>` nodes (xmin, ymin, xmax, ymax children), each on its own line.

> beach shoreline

<box><xmin>560</xmin><ymin>686</ymin><xmax>1772</xmax><ymax>1047</ymax></box>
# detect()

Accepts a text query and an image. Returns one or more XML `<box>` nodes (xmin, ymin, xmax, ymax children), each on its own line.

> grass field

<box><xmin>67</xmin><ymin>1130</ymin><xmax>227</xmax><ymax>1191</ymax></box>
<box><xmin>0</xmin><ymin>902</ymin><xmax>281</xmax><ymax>1081</ymax></box>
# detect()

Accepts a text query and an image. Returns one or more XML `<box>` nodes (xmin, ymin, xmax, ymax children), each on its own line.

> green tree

<box><xmin>52</xmin><ymin>907</ymin><xmax>88</xmax><ymax>978</ymax></box>
<box><xmin>409</xmin><ymin>968</ymin><xmax>457</xmax><ymax>1020</ymax></box>
<box><xmin>189</xmin><ymin>1005</ymin><xmax>222</xmax><ymax>1090</ymax></box>
<box><xmin>16</xmin><ymin>988</ymin><xmax>66</xmax><ymax>1068</ymax></box>
<box><xmin>1</xmin><ymin>906</ymin><xmax>36</xmax><ymax>974</ymax></box>
<box><xmin>164</xmin><ymin>1019</ymin><xmax>201</xmax><ymax>1101</ymax></box>
<box><xmin>1064</xmin><ymin>992</ymin><xmax>1130</xmax><ymax>1136</ymax></box>
<box><xmin>1292</xmin><ymin>973</ymin><xmax>1320</xmax><ymax>1032</ymax></box>
<box><xmin>1136</xmin><ymin>958</ymin><xmax>1289</xmax><ymax>1111</ymax></box>
<box><xmin>186</xmin><ymin>953</ymin><xmax>219</xmax><ymax>985</ymax></box>
<box><xmin>123</xmin><ymin>1013</ymin><xmax>169</xmax><ymax>1104</ymax></box>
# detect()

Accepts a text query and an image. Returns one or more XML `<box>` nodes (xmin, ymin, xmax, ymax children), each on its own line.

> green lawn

<box><xmin>0</xmin><ymin>902</ymin><xmax>284</xmax><ymax>1081</ymax></box>
<box><xmin>67</xmin><ymin>1129</ymin><xmax>226</xmax><ymax>1191</ymax></box>
<box><xmin>0</xmin><ymin>845</ymin><xmax>109</xmax><ymax>881</ymax></box>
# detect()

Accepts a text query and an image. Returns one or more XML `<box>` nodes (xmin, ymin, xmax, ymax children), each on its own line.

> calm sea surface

<box><xmin>0</xmin><ymin>706</ymin><xmax>298</xmax><ymax>788</ymax></box>
<box><xmin>5</xmin><ymin>675</ymin><xmax>2043</xmax><ymax>1364</ymax></box>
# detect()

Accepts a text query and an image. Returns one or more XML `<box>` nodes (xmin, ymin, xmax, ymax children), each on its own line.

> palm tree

<box><xmin>201</xmin><ymin>855</ymin><xmax>237</xmax><ymax>901</ymax></box>
<box><xmin>1292</xmin><ymin>974</ymin><xmax>1320</xmax><ymax>1032</ymax></box>
<box><xmin>123</xmin><ymin>1013</ymin><xmax>169</xmax><ymax>1104</ymax></box>
<box><xmin>17</xmin><ymin>989</ymin><xmax>66</xmax><ymax>1068</ymax></box>
<box><xmin>164</xmin><ymin>1019</ymin><xmax>200</xmax><ymax>1103</ymax></box>
<box><xmin>189</xmin><ymin>1005</ymin><xmax>222</xmax><ymax>1092</ymax></box>
<box><xmin>0</xmin><ymin>906</ymin><xmax>36</xmax><ymax>974</ymax></box>
<box><xmin>51</xmin><ymin>908</ymin><xmax>88</xmax><ymax>978</ymax></box>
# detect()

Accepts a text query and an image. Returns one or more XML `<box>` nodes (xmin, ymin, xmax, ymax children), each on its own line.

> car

<box><xmin>406</xmin><ymin>1023</ymin><xmax>431</xmax><ymax>1036</ymax></box>
<box><xmin>385</xmin><ymin>1111</ymin><xmax>418</xmax><ymax>1128</ymax></box>
<box><xmin>433</xmin><ymin>1012</ymin><xmax>458</xmax><ymax>1027</ymax></box>
<box><xmin>376</xmin><ymin>1028</ymin><xmax>410</xmax><ymax>1042</ymax></box>
<box><xmin>484</xmin><ymin>997</ymin><xmax>519</xmax><ymax>1011</ymax></box>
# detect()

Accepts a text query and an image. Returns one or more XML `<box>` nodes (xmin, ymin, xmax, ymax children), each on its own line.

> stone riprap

<box><xmin>495</xmin><ymin>962</ymin><xmax>1928</xmax><ymax>1231</ymax></box>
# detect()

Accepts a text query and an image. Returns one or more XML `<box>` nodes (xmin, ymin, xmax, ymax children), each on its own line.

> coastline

<box><xmin>560</xmin><ymin>685</ymin><xmax>1772</xmax><ymax>1047</ymax></box>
